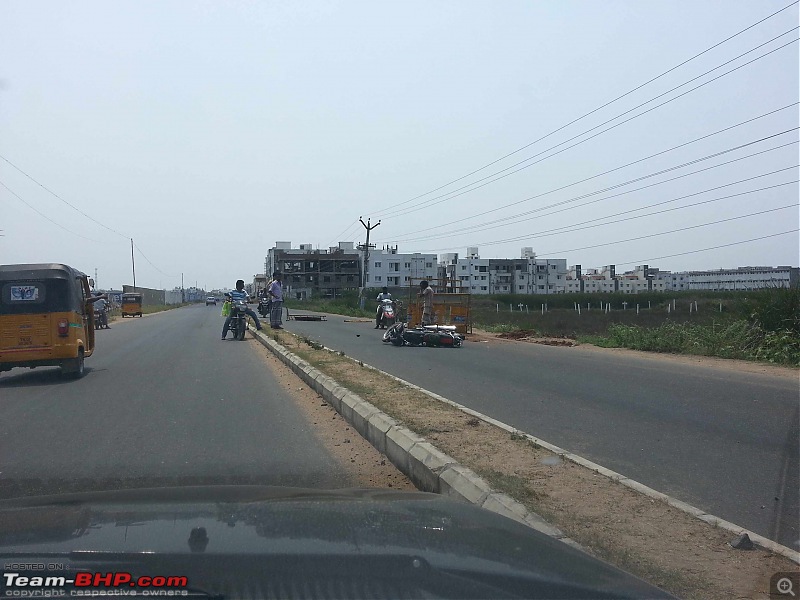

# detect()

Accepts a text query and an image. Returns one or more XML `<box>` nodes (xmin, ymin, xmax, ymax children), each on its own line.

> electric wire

<box><xmin>133</xmin><ymin>243</ymin><xmax>178</xmax><ymax>279</ymax></box>
<box><xmin>417</xmin><ymin>176</ymin><xmax>799</xmax><ymax>252</ymax></box>
<box><xmin>0</xmin><ymin>154</ymin><xmax>130</xmax><ymax>239</ymax></box>
<box><xmin>1</xmin><ymin>180</ymin><xmax>103</xmax><ymax>243</ymax></box>
<box><xmin>429</xmin><ymin>204</ymin><xmax>798</xmax><ymax>256</ymax></box>
<box><xmin>378</xmin><ymin>37</ymin><xmax>799</xmax><ymax>220</ymax></box>
<box><xmin>384</xmin><ymin>113</ymin><xmax>799</xmax><ymax>240</ymax></box>
<box><xmin>396</xmin><ymin>141</ymin><xmax>798</xmax><ymax>245</ymax></box>
<box><xmin>507</xmin><ymin>180</ymin><xmax>798</xmax><ymax>242</ymax></box>
<box><xmin>391</xmin><ymin>136</ymin><xmax>799</xmax><ymax>243</ymax></box>
<box><xmin>370</xmin><ymin>1</ymin><xmax>800</xmax><ymax>215</ymax></box>
<box><xmin>612</xmin><ymin>229</ymin><xmax>799</xmax><ymax>267</ymax></box>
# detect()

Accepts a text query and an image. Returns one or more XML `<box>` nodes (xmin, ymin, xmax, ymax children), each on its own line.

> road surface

<box><xmin>0</xmin><ymin>305</ymin><xmax>356</xmax><ymax>499</ymax></box>
<box><xmin>282</xmin><ymin>309</ymin><xmax>800</xmax><ymax>550</ymax></box>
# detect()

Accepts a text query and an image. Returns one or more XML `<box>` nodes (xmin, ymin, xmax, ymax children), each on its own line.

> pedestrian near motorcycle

<box><xmin>268</xmin><ymin>271</ymin><xmax>284</xmax><ymax>329</ymax></box>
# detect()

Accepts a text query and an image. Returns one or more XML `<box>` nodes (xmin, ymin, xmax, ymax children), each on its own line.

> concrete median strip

<box><xmin>252</xmin><ymin>328</ymin><xmax>578</xmax><ymax>545</ymax></box>
<box><xmin>251</xmin><ymin>327</ymin><xmax>799</xmax><ymax>566</ymax></box>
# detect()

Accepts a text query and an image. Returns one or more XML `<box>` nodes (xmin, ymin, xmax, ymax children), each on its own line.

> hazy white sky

<box><xmin>1</xmin><ymin>1</ymin><xmax>798</xmax><ymax>291</ymax></box>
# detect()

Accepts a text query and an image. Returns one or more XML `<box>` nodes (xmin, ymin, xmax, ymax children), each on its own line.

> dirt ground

<box><xmin>265</xmin><ymin>328</ymin><xmax>797</xmax><ymax>600</ymax></box>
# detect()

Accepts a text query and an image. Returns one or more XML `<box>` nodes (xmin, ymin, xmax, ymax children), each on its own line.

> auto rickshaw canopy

<box><xmin>0</xmin><ymin>263</ymin><xmax>89</xmax><ymax>315</ymax></box>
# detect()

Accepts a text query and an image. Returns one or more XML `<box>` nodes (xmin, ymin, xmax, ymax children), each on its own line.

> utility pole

<box><xmin>130</xmin><ymin>238</ymin><xmax>136</xmax><ymax>292</ymax></box>
<box><xmin>181</xmin><ymin>273</ymin><xmax>185</xmax><ymax>303</ymax></box>
<box><xmin>94</xmin><ymin>268</ymin><xmax>98</xmax><ymax>290</ymax></box>
<box><xmin>357</xmin><ymin>216</ymin><xmax>380</xmax><ymax>309</ymax></box>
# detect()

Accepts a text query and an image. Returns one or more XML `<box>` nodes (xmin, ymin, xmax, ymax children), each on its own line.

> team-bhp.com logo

<box><xmin>3</xmin><ymin>572</ymin><xmax>189</xmax><ymax>596</ymax></box>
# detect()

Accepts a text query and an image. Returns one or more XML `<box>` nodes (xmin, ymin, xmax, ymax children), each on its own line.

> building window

<box><xmin>519</xmin><ymin>285</ymin><xmax>524</xmax><ymax>290</ymax></box>
<box><xmin>375</xmin><ymin>276</ymin><xmax>382</xmax><ymax>282</ymax></box>
<box><xmin>479</xmin><ymin>266</ymin><xmax>487</xmax><ymax>272</ymax></box>
<box><xmin>390</xmin><ymin>263</ymin><xmax>399</xmax><ymax>271</ymax></box>
<box><xmin>480</xmin><ymin>286</ymin><xmax>487</xmax><ymax>291</ymax></box>
<box><xmin>426</xmin><ymin>262</ymin><xmax>433</xmax><ymax>268</ymax></box>
<box><xmin>461</xmin><ymin>265</ymin><xmax>466</xmax><ymax>270</ymax></box>
<box><xmin>374</xmin><ymin>262</ymin><xmax>381</xmax><ymax>268</ymax></box>
<box><xmin>481</xmin><ymin>276</ymin><xmax>487</xmax><ymax>281</ymax></box>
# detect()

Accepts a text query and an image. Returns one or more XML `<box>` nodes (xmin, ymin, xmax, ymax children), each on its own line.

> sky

<box><xmin>1</xmin><ymin>0</ymin><xmax>798</xmax><ymax>291</ymax></box>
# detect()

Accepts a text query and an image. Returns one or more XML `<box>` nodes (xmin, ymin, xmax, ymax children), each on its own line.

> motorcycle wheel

<box><xmin>236</xmin><ymin>319</ymin><xmax>246</xmax><ymax>341</ymax></box>
<box><xmin>383</xmin><ymin>323</ymin><xmax>400</xmax><ymax>342</ymax></box>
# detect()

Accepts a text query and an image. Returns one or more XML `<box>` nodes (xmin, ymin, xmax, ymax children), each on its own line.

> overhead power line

<box><xmin>133</xmin><ymin>243</ymin><xmax>178</xmax><ymax>279</ymax></box>
<box><xmin>385</xmin><ymin>113</ymin><xmax>799</xmax><ymax>241</ymax></box>
<box><xmin>0</xmin><ymin>154</ymin><xmax>130</xmax><ymax>239</ymax></box>
<box><xmin>378</xmin><ymin>37</ymin><xmax>799</xmax><ymax>220</ymax></box>
<box><xmin>0</xmin><ymin>180</ymin><xmax>103</xmax><ymax>243</ymax></box>
<box><xmin>508</xmin><ymin>180</ymin><xmax>798</xmax><ymax>242</ymax></box>
<box><xmin>416</xmin><ymin>176</ymin><xmax>799</xmax><ymax>252</ymax></box>
<box><xmin>0</xmin><ymin>160</ymin><xmax>177</xmax><ymax>279</ymax></box>
<box><xmin>478</xmin><ymin>204</ymin><xmax>799</xmax><ymax>257</ymax></box>
<box><xmin>611</xmin><ymin>229</ymin><xmax>799</xmax><ymax>268</ymax></box>
<box><xmin>372</xmin><ymin>2</ymin><xmax>800</xmax><ymax>215</ymax></box>
<box><xmin>391</xmin><ymin>135</ymin><xmax>799</xmax><ymax>244</ymax></box>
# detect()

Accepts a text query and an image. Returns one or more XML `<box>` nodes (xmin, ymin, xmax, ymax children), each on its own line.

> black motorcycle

<box><xmin>227</xmin><ymin>299</ymin><xmax>249</xmax><ymax>340</ymax></box>
<box><xmin>382</xmin><ymin>322</ymin><xmax>463</xmax><ymax>347</ymax></box>
<box><xmin>257</xmin><ymin>296</ymin><xmax>271</xmax><ymax>318</ymax></box>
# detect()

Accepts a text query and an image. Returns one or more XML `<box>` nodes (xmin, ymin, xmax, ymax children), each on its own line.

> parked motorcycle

<box><xmin>376</xmin><ymin>298</ymin><xmax>396</xmax><ymax>329</ymax></box>
<box><xmin>257</xmin><ymin>296</ymin><xmax>271</xmax><ymax>318</ymax></box>
<box><xmin>382</xmin><ymin>323</ymin><xmax>463</xmax><ymax>347</ymax></box>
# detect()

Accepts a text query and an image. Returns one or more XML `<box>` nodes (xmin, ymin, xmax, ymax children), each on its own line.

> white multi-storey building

<box><xmin>366</xmin><ymin>246</ymin><xmax>437</xmax><ymax>288</ymax></box>
<box><xmin>686</xmin><ymin>266</ymin><xmax>798</xmax><ymax>290</ymax></box>
<box><xmin>444</xmin><ymin>248</ymin><xmax>568</xmax><ymax>295</ymax></box>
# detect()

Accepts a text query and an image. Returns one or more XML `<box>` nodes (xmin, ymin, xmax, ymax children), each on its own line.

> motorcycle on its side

<box><xmin>376</xmin><ymin>298</ymin><xmax>396</xmax><ymax>329</ymax></box>
<box><xmin>382</xmin><ymin>322</ymin><xmax>463</xmax><ymax>348</ymax></box>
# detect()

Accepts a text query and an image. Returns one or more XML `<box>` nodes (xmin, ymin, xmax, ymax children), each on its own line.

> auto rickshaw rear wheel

<box><xmin>62</xmin><ymin>348</ymin><xmax>85</xmax><ymax>379</ymax></box>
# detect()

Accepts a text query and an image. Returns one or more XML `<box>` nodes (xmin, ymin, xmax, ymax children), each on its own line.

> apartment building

<box><xmin>266</xmin><ymin>242</ymin><xmax>362</xmax><ymax>299</ymax></box>
<box><xmin>444</xmin><ymin>248</ymin><xmax>568</xmax><ymax>295</ymax></box>
<box><xmin>366</xmin><ymin>246</ymin><xmax>437</xmax><ymax>288</ymax></box>
<box><xmin>686</xmin><ymin>266</ymin><xmax>799</xmax><ymax>290</ymax></box>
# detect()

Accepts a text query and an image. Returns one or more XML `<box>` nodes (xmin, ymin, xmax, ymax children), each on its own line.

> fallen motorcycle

<box><xmin>382</xmin><ymin>323</ymin><xmax>463</xmax><ymax>347</ymax></box>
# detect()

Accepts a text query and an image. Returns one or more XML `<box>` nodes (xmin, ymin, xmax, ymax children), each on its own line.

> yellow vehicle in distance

<box><xmin>0</xmin><ymin>263</ymin><xmax>97</xmax><ymax>378</ymax></box>
<box><xmin>121</xmin><ymin>293</ymin><xmax>143</xmax><ymax>317</ymax></box>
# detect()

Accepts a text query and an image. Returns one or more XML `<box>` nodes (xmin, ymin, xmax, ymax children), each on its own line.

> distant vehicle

<box><xmin>121</xmin><ymin>293</ymin><xmax>143</xmax><ymax>317</ymax></box>
<box><xmin>206</xmin><ymin>296</ymin><xmax>216</xmax><ymax>306</ymax></box>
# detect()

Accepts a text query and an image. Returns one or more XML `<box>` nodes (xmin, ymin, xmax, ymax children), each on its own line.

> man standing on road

<box><xmin>268</xmin><ymin>271</ymin><xmax>284</xmax><ymax>329</ymax></box>
<box><xmin>221</xmin><ymin>279</ymin><xmax>262</xmax><ymax>340</ymax></box>
<box><xmin>418</xmin><ymin>280</ymin><xmax>434</xmax><ymax>325</ymax></box>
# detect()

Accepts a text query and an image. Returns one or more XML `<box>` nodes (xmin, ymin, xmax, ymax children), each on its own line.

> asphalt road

<box><xmin>0</xmin><ymin>305</ymin><xmax>354</xmax><ymax>499</ymax></box>
<box><xmin>282</xmin><ymin>309</ymin><xmax>800</xmax><ymax>550</ymax></box>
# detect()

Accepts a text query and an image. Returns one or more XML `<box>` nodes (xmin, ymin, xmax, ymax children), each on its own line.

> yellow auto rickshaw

<box><xmin>121</xmin><ymin>293</ymin><xmax>143</xmax><ymax>317</ymax></box>
<box><xmin>0</xmin><ymin>263</ymin><xmax>96</xmax><ymax>378</ymax></box>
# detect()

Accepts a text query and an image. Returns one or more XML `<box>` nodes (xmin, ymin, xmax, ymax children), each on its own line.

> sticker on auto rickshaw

<box><xmin>10</xmin><ymin>285</ymin><xmax>39</xmax><ymax>301</ymax></box>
